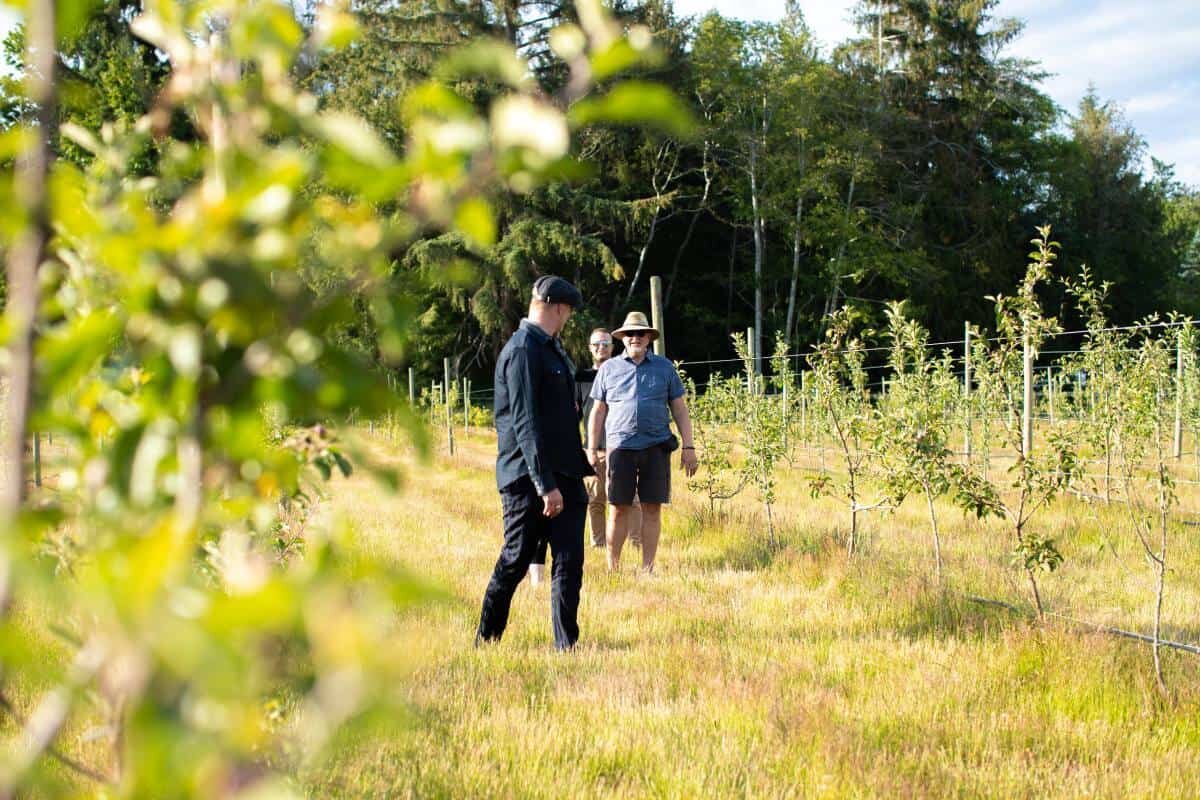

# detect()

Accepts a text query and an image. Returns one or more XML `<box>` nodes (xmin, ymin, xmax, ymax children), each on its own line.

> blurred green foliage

<box><xmin>0</xmin><ymin>0</ymin><xmax>691</xmax><ymax>794</ymax></box>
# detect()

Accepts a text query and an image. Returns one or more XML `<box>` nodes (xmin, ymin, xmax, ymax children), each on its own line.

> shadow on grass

<box><xmin>891</xmin><ymin>587</ymin><xmax>1019</xmax><ymax>644</ymax></box>
<box><xmin>686</xmin><ymin>515</ymin><xmax>836</xmax><ymax>573</ymax></box>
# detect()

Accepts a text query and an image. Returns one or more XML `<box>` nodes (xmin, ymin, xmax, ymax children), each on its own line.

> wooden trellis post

<box><xmin>1046</xmin><ymin>366</ymin><xmax>1055</xmax><ymax>425</ymax></box>
<box><xmin>963</xmin><ymin>322</ymin><xmax>972</xmax><ymax>460</ymax></box>
<box><xmin>33</xmin><ymin>433</ymin><xmax>41</xmax><ymax>488</ymax></box>
<box><xmin>444</xmin><ymin>357</ymin><xmax>455</xmax><ymax>455</ymax></box>
<box><xmin>1173</xmin><ymin>330</ymin><xmax>1184</xmax><ymax>459</ymax></box>
<box><xmin>650</xmin><ymin>276</ymin><xmax>665</xmax><ymax>357</ymax></box>
<box><xmin>463</xmin><ymin>378</ymin><xmax>471</xmax><ymax>437</ymax></box>
<box><xmin>1022</xmin><ymin>327</ymin><xmax>1033</xmax><ymax>458</ymax></box>
<box><xmin>745</xmin><ymin>327</ymin><xmax>755</xmax><ymax>394</ymax></box>
<box><xmin>800</xmin><ymin>371</ymin><xmax>808</xmax><ymax>445</ymax></box>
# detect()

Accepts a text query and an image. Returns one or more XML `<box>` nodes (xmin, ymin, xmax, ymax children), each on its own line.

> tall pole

<box><xmin>800</xmin><ymin>371</ymin><xmax>808</xmax><ymax>444</ymax></box>
<box><xmin>1022</xmin><ymin>327</ymin><xmax>1033</xmax><ymax>459</ymax></box>
<box><xmin>408</xmin><ymin>367</ymin><xmax>415</xmax><ymax>405</ymax></box>
<box><xmin>444</xmin><ymin>357</ymin><xmax>455</xmax><ymax>455</ymax></box>
<box><xmin>1174</xmin><ymin>330</ymin><xmax>1184</xmax><ymax>460</ymax></box>
<box><xmin>782</xmin><ymin>372</ymin><xmax>790</xmax><ymax>450</ymax></box>
<box><xmin>745</xmin><ymin>327</ymin><xmax>755</xmax><ymax>394</ymax></box>
<box><xmin>33</xmin><ymin>434</ymin><xmax>41</xmax><ymax>489</ymax></box>
<box><xmin>650</xmin><ymin>276</ymin><xmax>666</xmax><ymax>357</ymax></box>
<box><xmin>463</xmin><ymin>378</ymin><xmax>471</xmax><ymax>437</ymax></box>
<box><xmin>1046</xmin><ymin>367</ymin><xmax>1055</xmax><ymax>425</ymax></box>
<box><xmin>963</xmin><ymin>322</ymin><xmax>972</xmax><ymax>460</ymax></box>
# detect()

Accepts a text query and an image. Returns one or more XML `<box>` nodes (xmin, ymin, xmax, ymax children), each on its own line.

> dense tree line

<box><xmin>3</xmin><ymin>0</ymin><xmax>1198</xmax><ymax>384</ymax></box>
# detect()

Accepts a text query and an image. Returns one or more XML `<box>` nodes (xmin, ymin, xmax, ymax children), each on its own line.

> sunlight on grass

<box><xmin>306</xmin><ymin>428</ymin><xmax>1200</xmax><ymax>798</ymax></box>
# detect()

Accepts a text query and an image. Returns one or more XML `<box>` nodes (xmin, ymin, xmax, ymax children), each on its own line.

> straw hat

<box><xmin>612</xmin><ymin>311</ymin><xmax>659</xmax><ymax>342</ymax></box>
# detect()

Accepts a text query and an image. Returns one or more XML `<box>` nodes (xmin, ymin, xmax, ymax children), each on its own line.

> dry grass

<box><xmin>305</xmin><ymin>427</ymin><xmax>1200</xmax><ymax>799</ymax></box>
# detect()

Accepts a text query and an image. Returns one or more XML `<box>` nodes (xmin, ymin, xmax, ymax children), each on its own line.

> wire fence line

<box><xmin>396</xmin><ymin>311</ymin><xmax>1200</xmax><ymax>408</ymax></box>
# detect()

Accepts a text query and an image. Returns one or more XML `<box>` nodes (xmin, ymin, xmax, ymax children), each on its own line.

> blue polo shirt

<box><xmin>590</xmin><ymin>352</ymin><xmax>685</xmax><ymax>451</ymax></box>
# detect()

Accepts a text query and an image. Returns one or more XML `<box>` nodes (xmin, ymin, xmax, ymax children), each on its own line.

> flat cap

<box><xmin>532</xmin><ymin>275</ymin><xmax>583</xmax><ymax>308</ymax></box>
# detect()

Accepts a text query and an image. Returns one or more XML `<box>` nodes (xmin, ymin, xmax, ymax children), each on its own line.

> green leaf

<box><xmin>569</xmin><ymin>82</ymin><xmax>695</xmax><ymax>139</ymax></box>
<box><xmin>590</xmin><ymin>38</ymin><xmax>661</xmax><ymax>81</ymax></box>
<box><xmin>401</xmin><ymin>83</ymin><xmax>474</xmax><ymax>121</ymax></box>
<box><xmin>454</xmin><ymin>198</ymin><xmax>497</xmax><ymax>249</ymax></box>
<box><xmin>437</xmin><ymin>39</ymin><xmax>528</xmax><ymax>87</ymax></box>
<box><xmin>315</xmin><ymin>459</ymin><xmax>332</xmax><ymax>481</ymax></box>
<box><xmin>310</xmin><ymin>112</ymin><xmax>397</xmax><ymax>169</ymax></box>
<box><xmin>57</xmin><ymin>0</ymin><xmax>102</xmax><ymax>42</ymax></box>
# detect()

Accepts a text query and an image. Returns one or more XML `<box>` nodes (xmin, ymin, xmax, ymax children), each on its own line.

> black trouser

<box><xmin>477</xmin><ymin>475</ymin><xmax>587</xmax><ymax>650</ymax></box>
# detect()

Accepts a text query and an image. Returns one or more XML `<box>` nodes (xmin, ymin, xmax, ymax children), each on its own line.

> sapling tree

<box><xmin>878</xmin><ymin>303</ymin><xmax>1000</xmax><ymax>584</ymax></box>
<box><xmin>967</xmin><ymin>324</ymin><xmax>1006</xmax><ymax>481</ymax></box>
<box><xmin>805</xmin><ymin>308</ymin><xmax>893</xmax><ymax>557</ymax></box>
<box><xmin>733</xmin><ymin>332</ymin><xmax>787</xmax><ymax>545</ymax></box>
<box><xmin>685</xmin><ymin>371</ymin><xmax>750</xmax><ymax>519</ymax></box>
<box><xmin>974</xmin><ymin>228</ymin><xmax>1080</xmax><ymax>617</ymax></box>
<box><xmin>1111</xmin><ymin>324</ymin><xmax>1180</xmax><ymax>693</ymax></box>
<box><xmin>1063</xmin><ymin>267</ymin><xmax>1133</xmax><ymax>501</ymax></box>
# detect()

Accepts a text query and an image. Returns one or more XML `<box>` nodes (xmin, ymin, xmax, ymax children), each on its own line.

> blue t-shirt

<box><xmin>590</xmin><ymin>352</ymin><xmax>685</xmax><ymax>451</ymax></box>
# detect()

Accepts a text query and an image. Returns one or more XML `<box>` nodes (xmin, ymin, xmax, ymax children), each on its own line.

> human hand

<box><xmin>681</xmin><ymin>448</ymin><xmax>698</xmax><ymax>477</ymax></box>
<box><xmin>542</xmin><ymin>488</ymin><xmax>565</xmax><ymax>518</ymax></box>
<box><xmin>586</xmin><ymin>448</ymin><xmax>603</xmax><ymax>468</ymax></box>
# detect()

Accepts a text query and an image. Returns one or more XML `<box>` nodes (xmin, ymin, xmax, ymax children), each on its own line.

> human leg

<box><xmin>477</xmin><ymin>479</ymin><xmax>545</xmax><ymax>643</ymax></box>
<box><xmin>607</xmin><ymin>504</ymin><xmax>635</xmax><ymax>570</ymax></box>
<box><xmin>584</xmin><ymin>459</ymin><xmax>607</xmax><ymax>547</ymax></box>
<box><xmin>548</xmin><ymin>477</ymin><xmax>587</xmax><ymax>650</ymax></box>
<box><xmin>634</xmin><ymin>445</ymin><xmax>672</xmax><ymax>572</ymax></box>
<box><xmin>605</xmin><ymin>448</ymin><xmax>638</xmax><ymax>571</ymax></box>
<box><xmin>528</xmin><ymin>537</ymin><xmax>549</xmax><ymax>586</ymax></box>
<box><xmin>628</xmin><ymin>495</ymin><xmax>642</xmax><ymax>548</ymax></box>
<box><xmin>639</xmin><ymin>503</ymin><xmax>662</xmax><ymax>571</ymax></box>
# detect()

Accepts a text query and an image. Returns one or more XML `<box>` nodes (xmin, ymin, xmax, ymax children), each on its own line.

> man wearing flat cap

<box><xmin>477</xmin><ymin>275</ymin><xmax>593</xmax><ymax>650</ymax></box>
<box><xmin>587</xmin><ymin>311</ymin><xmax>698</xmax><ymax>572</ymax></box>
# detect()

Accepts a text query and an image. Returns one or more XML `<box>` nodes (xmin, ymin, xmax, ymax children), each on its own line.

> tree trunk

<box><xmin>664</xmin><ymin>139</ymin><xmax>713</xmax><ymax>312</ymax></box>
<box><xmin>749</xmin><ymin>138</ymin><xmax>764</xmax><ymax>375</ymax></box>
<box><xmin>622</xmin><ymin>207</ymin><xmax>661</xmax><ymax>310</ymax></box>
<box><xmin>725</xmin><ymin>225</ymin><xmax>738</xmax><ymax>333</ymax></box>
<box><xmin>785</xmin><ymin>138</ymin><xmax>808</xmax><ymax>349</ymax></box>
<box><xmin>2</xmin><ymin>0</ymin><xmax>57</xmax><ymax>525</ymax></box>
<box><xmin>622</xmin><ymin>142</ymin><xmax>677</xmax><ymax>312</ymax></box>
<box><xmin>823</xmin><ymin>154</ymin><xmax>859</xmax><ymax>324</ymax></box>
<box><xmin>785</xmin><ymin>194</ymin><xmax>805</xmax><ymax>350</ymax></box>
<box><xmin>925</xmin><ymin>483</ymin><xmax>943</xmax><ymax>586</ymax></box>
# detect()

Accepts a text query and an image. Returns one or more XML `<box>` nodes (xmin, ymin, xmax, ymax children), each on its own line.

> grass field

<box><xmin>302</xmin><ymin>428</ymin><xmax>1200</xmax><ymax>799</ymax></box>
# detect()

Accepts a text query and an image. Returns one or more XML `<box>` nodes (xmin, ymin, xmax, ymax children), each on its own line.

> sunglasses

<box><xmin>624</xmin><ymin>332</ymin><xmax>648</xmax><ymax>340</ymax></box>
<box><xmin>590</xmin><ymin>341</ymin><xmax>612</xmax><ymax>347</ymax></box>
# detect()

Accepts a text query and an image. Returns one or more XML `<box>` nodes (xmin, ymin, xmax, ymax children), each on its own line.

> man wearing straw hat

<box><xmin>586</xmin><ymin>311</ymin><xmax>698</xmax><ymax>572</ymax></box>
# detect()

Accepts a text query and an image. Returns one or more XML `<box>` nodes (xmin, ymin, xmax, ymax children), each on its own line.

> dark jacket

<box><xmin>575</xmin><ymin>366</ymin><xmax>601</xmax><ymax>450</ymax></box>
<box><xmin>494</xmin><ymin>320</ymin><xmax>593</xmax><ymax>494</ymax></box>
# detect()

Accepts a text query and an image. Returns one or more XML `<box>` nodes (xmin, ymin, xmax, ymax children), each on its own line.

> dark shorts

<box><xmin>608</xmin><ymin>444</ymin><xmax>671</xmax><ymax>505</ymax></box>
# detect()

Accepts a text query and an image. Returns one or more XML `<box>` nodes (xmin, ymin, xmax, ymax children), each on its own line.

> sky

<box><xmin>0</xmin><ymin>2</ymin><xmax>1195</xmax><ymax>185</ymax></box>
<box><xmin>672</xmin><ymin>0</ymin><xmax>1200</xmax><ymax>187</ymax></box>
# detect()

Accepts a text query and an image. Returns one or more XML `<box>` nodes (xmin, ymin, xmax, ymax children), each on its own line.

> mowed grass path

<box><xmin>309</xmin><ymin>430</ymin><xmax>1200</xmax><ymax>799</ymax></box>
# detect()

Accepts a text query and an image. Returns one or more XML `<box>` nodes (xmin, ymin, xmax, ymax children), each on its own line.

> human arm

<box><xmin>504</xmin><ymin>346</ymin><xmax>558</xmax><ymax>497</ymax></box>
<box><xmin>669</xmin><ymin>395</ymin><xmax>698</xmax><ymax>477</ymax></box>
<box><xmin>586</xmin><ymin>400</ymin><xmax>608</xmax><ymax>467</ymax></box>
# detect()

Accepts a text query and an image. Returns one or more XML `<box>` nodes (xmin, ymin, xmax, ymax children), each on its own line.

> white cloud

<box><xmin>1124</xmin><ymin>88</ymin><xmax>1189</xmax><ymax>116</ymax></box>
<box><xmin>1151</xmin><ymin>136</ymin><xmax>1200</xmax><ymax>187</ymax></box>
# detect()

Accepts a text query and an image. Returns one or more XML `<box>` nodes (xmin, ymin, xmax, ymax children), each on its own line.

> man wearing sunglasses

<box><xmin>575</xmin><ymin>328</ymin><xmax>641</xmax><ymax>551</ymax></box>
<box><xmin>529</xmin><ymin>327</ymin><xmax>631</xmax><ymax>586</ymax></box>
<box><xmin>477</xmin><ymin>276</ymin><xmax>593</xmax><ymax>650</ymax></box>
<box><xmin>586</xmin><ymin>311</ymin><xmax>698</xmax><ymax>572</ymax></box>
